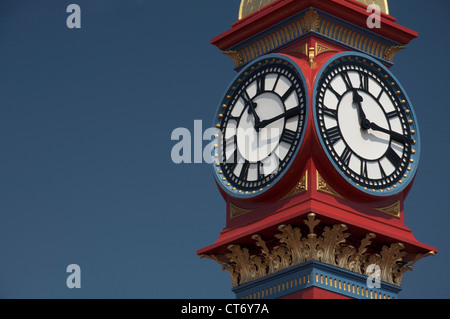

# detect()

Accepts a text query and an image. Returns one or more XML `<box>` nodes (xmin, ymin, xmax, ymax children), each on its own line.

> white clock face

<box><xmin>214</xmin><ymin>57</ymin><xmax>307</xmax><ymax>196</ymax></box>
<box><xmin>315</xmin><ymin>54</ymin><xmax>419</xmax><ymax>195</ymax></box>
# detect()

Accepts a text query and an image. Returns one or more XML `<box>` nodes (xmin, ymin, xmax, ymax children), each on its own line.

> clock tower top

<box><xmin>217</xmin><ymin>0</ymin><xmax>416</xmax><ymax>70</ymax></box>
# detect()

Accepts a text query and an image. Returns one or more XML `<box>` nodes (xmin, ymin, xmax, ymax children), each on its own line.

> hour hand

<box><xmin>248</xmin><ymin>102</ymin><xmax>261</xmax><ymax>126</ymax></box>
<box><xmin>353</xmin><ymin>90</ymin><xmax>367</xmax><ymax>127</ymax></box>
<box><xmin>368</xmin><ymin>122</ymin><xmax>414</xmax><ymax>144</ymax></box>
<box><xmin>244</xmin><ymin>93</ymin><xmax>261</xmax><ymax>130</ymax></box>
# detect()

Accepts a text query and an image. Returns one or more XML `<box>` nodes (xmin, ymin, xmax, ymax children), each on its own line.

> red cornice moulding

<box><xmin>212</xmin><ymin>0</ymin><xmax>418</xmax><ymax>51</ymax></box>
<box><xmin>197</xmin><ymin>197</ymin><xmax>437</xmax><ymax>257</ymax></box>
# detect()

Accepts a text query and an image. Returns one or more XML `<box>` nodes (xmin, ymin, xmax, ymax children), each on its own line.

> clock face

<box><xmin>213</xmin><ymin>56</ymin><xmax>308</xmax><ymax>198</ymax></box>
<box><xmin>314</xmin><ymin>53</ymin><xmax>420</xmax><ymax>196</ymax></box>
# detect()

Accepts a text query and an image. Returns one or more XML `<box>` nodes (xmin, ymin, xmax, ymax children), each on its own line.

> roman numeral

<box><xmin>341</xmin><ymin>71</ymin><xmax>353</xmax><ymax>90</ymax></box>
<box><xmin>224</xmin><ymin>136</ymin><xmax>237</xmax><ymax>165</ymax></box>
<box><xmin>326</xmin><ymin>126</ymin><xmax>342</xmax><ymax>145</ymax></box>
<box><xmin>378</xmin><ymin>161</ymin><xmax>387</xmax><ymax>179</ymax></box>
<box><xmin>256</xmin><ymin>75</ymin><xmax>265</xmax><ymax>95</ymax></box>
<box><xmin>361</xmin><ymin>159</ymin><xmax>368</xmax><ymax>178</ymax></box>
<box><xmin>239</xmin><ymin>161</ymin><xmax>250</xmax><ymax>180</ymax></box>
<box><xmin>273</xmin><ymin>74</ymin><xmax>281</xmax><ymax>92</ymax></box>
<box><xmin>385</xmin><ymin>148</ymin><xmax>402</xmax><ymax>167</ymax></box>
<box><xmin>327</xmin><ymin>84</ymin><xmax>342</xmax><ymax>99</ymax></box>
<box><xmin>322</xmin><ymin>107</ymin><xmax>337</xmax><ymax>119</ymax></box>
<box><xmin>242</xmin><ymin>90</ymin><xmax>252</xmax><ymax>105</ymax></box>
<box><xmin>281</xmin><ymin>86</ymin><xmax>295</xmax><ymax>102</ymax></box>
<box><xmin>386</xmin><ymin>111</ymin><xmax>398</xmax><ymax>120</ymax></box>
<box><xmin>284</xmin><ymin>106</ymin><xmax>302</xmax><ymax>119</ymax></box>
<box><xmin>359</xmin><ymin>72</ymin><xmax>369</xmax><ymax>92</ymax></box>
<box><xmin>227</xmin><ymin>116</ymin><xmax>240</xmax><ymax>122</ymax></box>
<box><xmin>280</xmin><ymin>129</ymin><xmax>297</xmax><ymax>145</ymax></box>
<box><xmin>258</xmin><ymin>162</ymin><xmax>264</xmax><ymax>181</ymax></box>
<box><xmin>341</xmin><ymin>146</ymin><xmax>352</xmax><ymax>166</ymax></box>
<box><xmin>224</xmin><ymin>162</ymin><xmax>237</xmax><ymax>174</ymax></box>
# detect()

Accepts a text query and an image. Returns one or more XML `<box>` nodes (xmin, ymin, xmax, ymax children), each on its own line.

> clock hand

<box><xmin>248</xmin><ymin>102</ymin><xmax>261</xmax><ymax>131</ymax></box>
<box><xmin>243</xmin><ymin>92</ymin><xmax>261</xmax><ymax>131</ymax></box>
<box><xmin>257</xmin><ymin>107</ymin><xmax>300</xmax><ymax>129</ymax></box>
<box><xmin>353</xmin><ymin>90</ymin><xmax>368</xmax><ymax>129</ymax></box>
<box><xmin>367</xmin><ymin>122</ymin><xmax>414</xmax><ymax>144</ymax></box>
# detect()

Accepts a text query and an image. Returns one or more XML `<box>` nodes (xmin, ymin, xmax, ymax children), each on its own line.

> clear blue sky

<box><xmin>0</xmin><ymin>0</ymin><xmax>448</xmax><ymax>299</ymax></box>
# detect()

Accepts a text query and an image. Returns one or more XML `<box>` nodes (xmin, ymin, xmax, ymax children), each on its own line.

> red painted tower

<box><xmin>198</xmin><ymin>0</ymin><xmax>437</xmax><ymax>299</ymax></box>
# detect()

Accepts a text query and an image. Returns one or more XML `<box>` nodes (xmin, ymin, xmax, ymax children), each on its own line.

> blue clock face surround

<box><xmin>212</xmin><ymin>54</ymin><xmax>309</xmax><ymax>199</ymax></box>
<box><xmin>313</xmin><ymin>52</ymin><xmax>420</xmax><ymax>197</ymax></box>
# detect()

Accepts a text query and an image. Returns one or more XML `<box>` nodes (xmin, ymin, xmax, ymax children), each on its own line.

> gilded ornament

<box><xmin>238</xmin><ymin>0</ymin><xmax>389</xmax><ymax>19</ymax></box>
<box><xmin>201</xmin><ymin>213</ymin><xmax>433</xmax><ymax>288</ymax></box>
<box><xmin>375</xmin><ymin>201</ymin><xmax>401</xmax><ymax>218</ymax></box>
<box><xmin>316</xmin><ymin>170</ymin><xmax>343</xmax><ymax>198</ymax></box>
<box><xmin>280</xmin><ymin>171</ymin><xmax>308</xmax><ymax>200</ymax></box>
<box><xmin>229</xmin><ymin>202</ymin><xmax>254</xmax><ymax>219</ymax></box>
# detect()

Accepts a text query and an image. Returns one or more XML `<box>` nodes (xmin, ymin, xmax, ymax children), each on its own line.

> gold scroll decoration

<box><xmin>201</xmin><ymin>213</ymin><xmax>434</xmax><ymax>288</ymax></box>
<box><xmin>316</xmin><ymin>170</ymin><xmax>343</xmax><ymax>198</ymax></box>
<box><xmin>281</xmin><ymin>170</ymin><xmax>308</xmax><ymax>201</ymax></box>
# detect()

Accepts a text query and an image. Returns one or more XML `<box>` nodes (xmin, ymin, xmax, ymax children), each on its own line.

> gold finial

<box><xmin>238</xmin><ymin>0</ymin><xmax>389</xmax><ymax>20</ymax></box>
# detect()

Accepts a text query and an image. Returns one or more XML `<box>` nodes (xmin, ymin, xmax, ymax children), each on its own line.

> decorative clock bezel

<box><xmin>212</xmin><ymin>54</ymin><xmax>309</xmax><ymax>199</ymax></box>
<box><xmin>313</xmin><ymin>52</ymin><xmax>420</xmax><ymax>197</ymax></box>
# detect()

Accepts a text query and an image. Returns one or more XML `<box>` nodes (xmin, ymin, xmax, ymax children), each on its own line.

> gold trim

<box><xmin>289</xmin><ymin>42</ymin><xmax>308</xmax><ymax>56</ymax></box>
<box><xmin>315</xmin><ymin>42</ymin><xmax>337</xmax><ymax>56</ymax></box>
<box><xmin>300</xmin><ymin>8</ymin><xmax>321</xmax><ymax>33</ymax></box>
<box><xmin>239</xmin><ymin>0</ymin><xmax>275</xmax><ymax>20</ymax></box>
<box><xmin>227</xmin><ymin>7</ymin><xmax>399</xmax><ymax>67</ymax></box>
<box><xmin>230</xmin><ymin>202</ymin><xmax>254</xmax><ymax>219</ymax></box>
<box><xmin>308</xmin><ymin>46</ymin><xmax>316</xmax><ymax>68</ymax></box>
<box><xmin>375</xmin><ymin>201</ymin><xmax>401</xmax><ymax>218</ymax></box>
<box><xmin>223</xmin><ymin>50</ymin><xmax>243</xmax><ymax>68</ymax></box>
<box><xmin>239</xmin><ymin>1</ymin><xmax>389</xmax><ymax>20</ymax></box>
<box><xmin>384</xmin><ymin>45</ymin><xmax>405</xmax><ymax>62</ymax></box>
<box><xmin>289</xmin><ymin>42</ymin><xmax>336</xmax><ymax>68</ymax></box>
<box><xmin>201</xmin><ymin>213</ymin><xmax>432</xmax><ymax>288</ymax></box>
<box><xmin>281</xmin><ymin>171</ymin><xmax>308</xmax><ymax>201</ymax></box>
<box><xmin>316</xmin><ymin>170</ymin><xmax>343</xmax><ymax>198</ymax></box>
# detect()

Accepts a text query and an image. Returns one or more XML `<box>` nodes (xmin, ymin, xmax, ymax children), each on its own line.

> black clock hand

<box><xmin>243</xmin><ymin>92</ymin><xmax>261</xmax><ymax>130</ymax></box>
<box><xmin>367</xmin><ymin>122</ymin><xmax>414</xmax><ymax>144</ymax></box>
<box><xmin>353</xmin><ymin>90</ymin><xmax>368</xmax><ymax>129</ymax></box>
<box><xmin>257</xmin><ymin>107</ymin><xmax>300</xmax><ymax>129</ymax></box>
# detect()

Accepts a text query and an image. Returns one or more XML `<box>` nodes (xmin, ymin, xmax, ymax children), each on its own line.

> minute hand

<box><xmin>368</xmin><ymin>122</ymin><xmax>414</xmax><ymax>144</ymax></box>
<box><xmin>257</xmin><ymin>107</ymin><xmax>300</xmax><ymax>129</ymax></box>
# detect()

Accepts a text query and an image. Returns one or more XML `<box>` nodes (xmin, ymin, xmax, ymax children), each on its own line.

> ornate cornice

<box><xmin>201</xmin><ymin>213</ymin><xmax>434</xmax><ymax>288</ymax></box>
<box><xmin>224</xmin><ymin>8</ymin><xmax>403</xmax><ymax>68</ymax></box>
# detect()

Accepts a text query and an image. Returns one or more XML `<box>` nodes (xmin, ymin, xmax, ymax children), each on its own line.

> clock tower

<box><xmin>198</xmin><ymin>0</ymin><xmax>437</xmax><ymax>299</ymax></box>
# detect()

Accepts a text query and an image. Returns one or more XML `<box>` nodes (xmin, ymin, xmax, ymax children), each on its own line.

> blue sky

<box><xmin>0</xmin><ymin>0</ymin><xmax>448</xmax><ymax>299</ymax></box>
